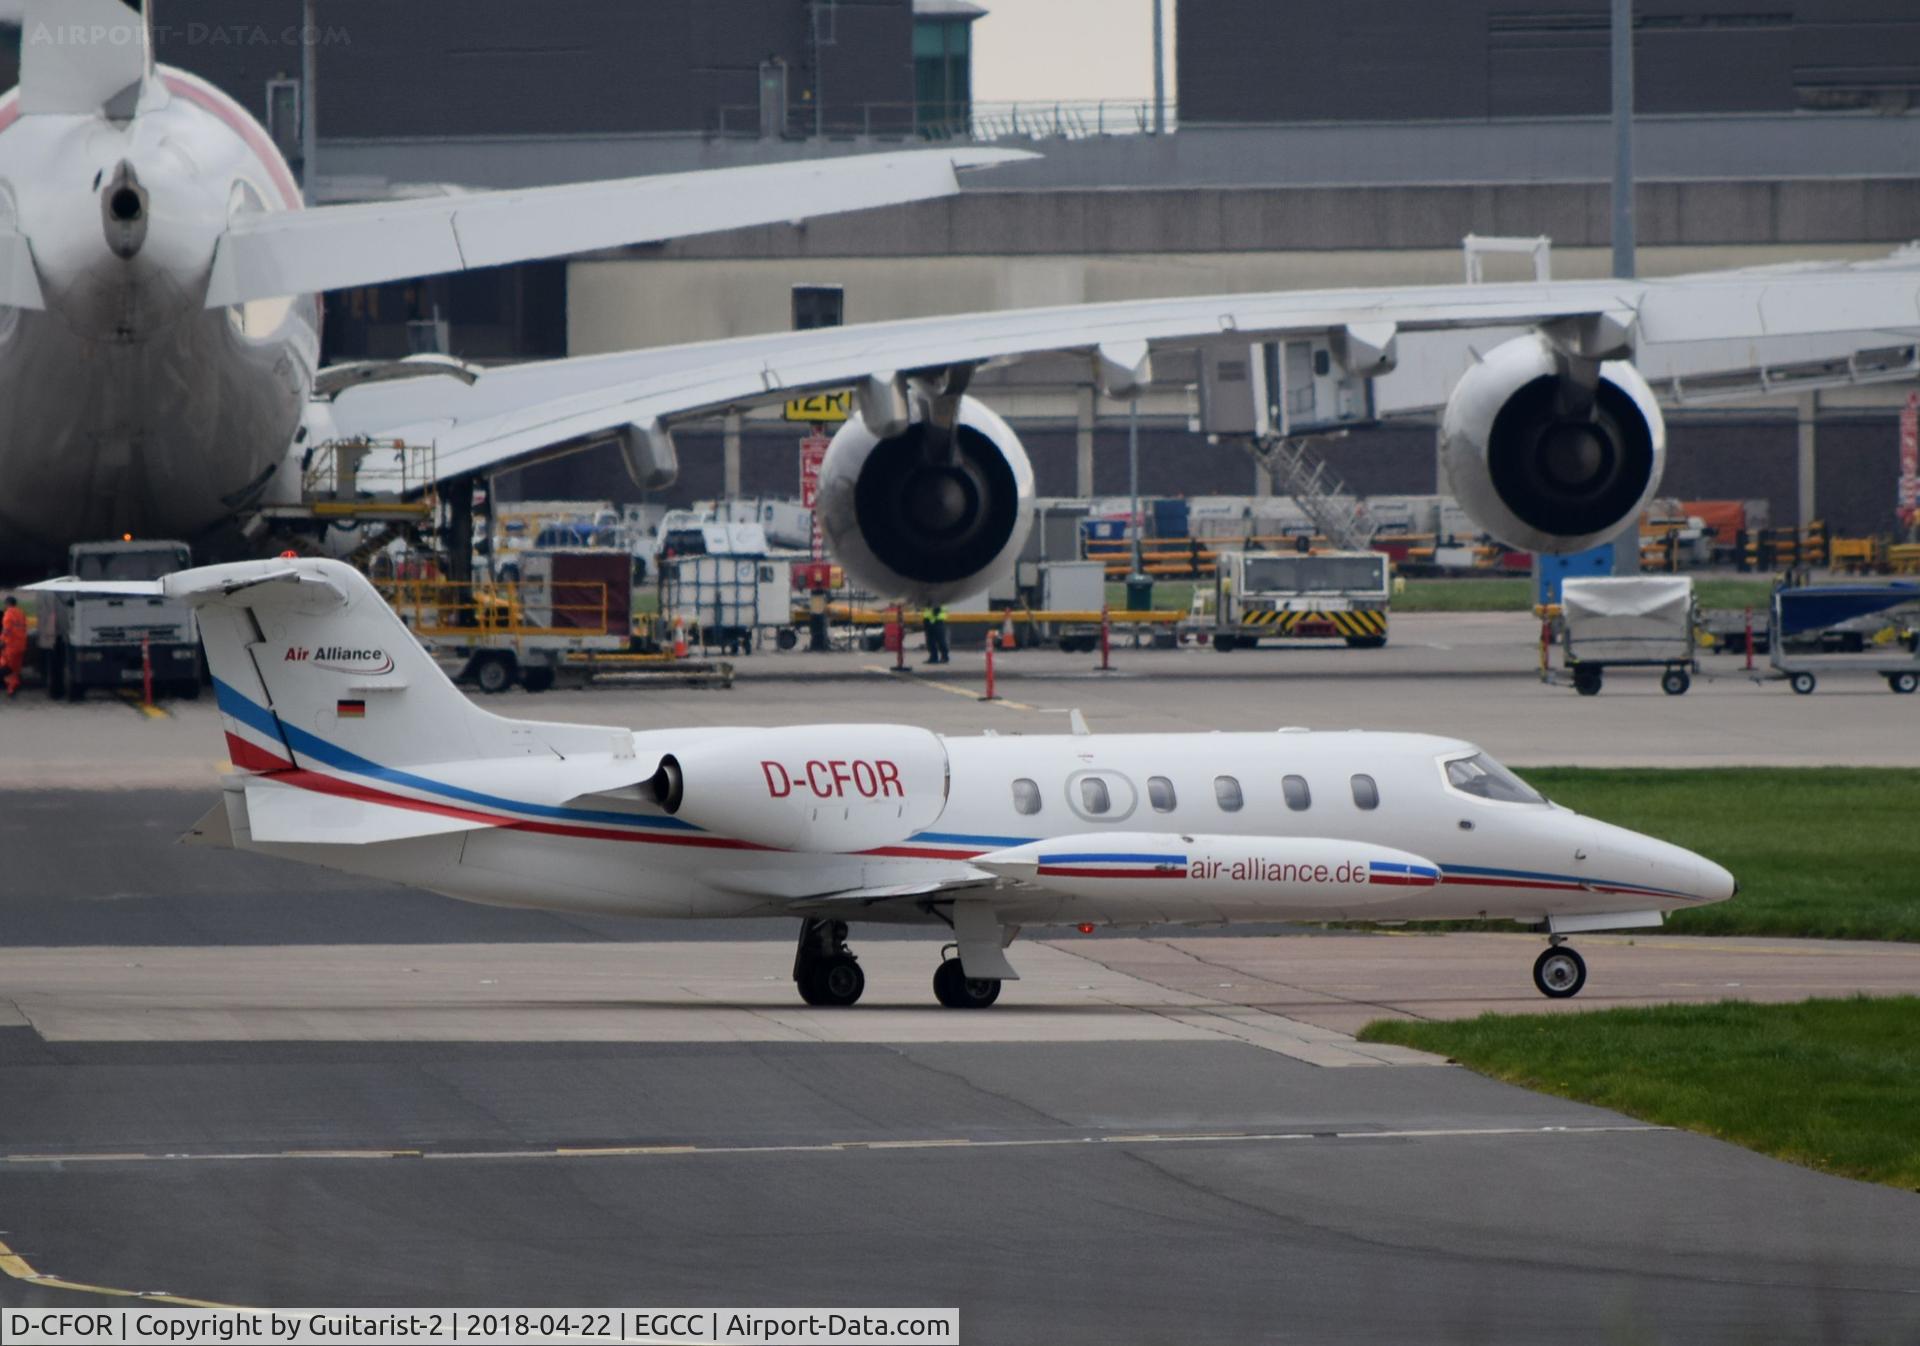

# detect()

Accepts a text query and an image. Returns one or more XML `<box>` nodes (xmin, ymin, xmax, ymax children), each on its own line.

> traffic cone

<box><xmin>672</xmin><ymin>616</ymin><xmax>688</xmax><ymax>659</ymax></box>
<box><xmin>1000</xmin><ymin>614</ymin><xmax>1015</xmax><ymax>650</ymax></box>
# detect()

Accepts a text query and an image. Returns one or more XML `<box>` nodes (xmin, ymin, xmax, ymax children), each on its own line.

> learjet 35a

<box><xmin>31</xmin><ymin>559</ymin><xmax>1737</xmax><ymax>1007</ymax></box>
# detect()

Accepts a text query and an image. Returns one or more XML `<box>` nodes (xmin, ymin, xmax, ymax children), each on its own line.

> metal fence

<box><xmin>712</xmin><ymin>98</ymin><xmax>1176</xmax><ymax>142</ymax></box>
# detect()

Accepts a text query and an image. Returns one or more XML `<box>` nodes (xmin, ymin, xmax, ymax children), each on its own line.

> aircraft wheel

<box><xmin>1889</xmin><ymin>671</ymin><xmax>1918</xmax><ymax>695</ymax></box>
<box><xmin>1573</xmin><ymin>666</ymin><xmax>1602</xmax><ymax>696</ymax></box>
<box><xmin>1532</xmin><ymin>945</ymin><xmax>1587</xmax><ymax>999</ymax></box>
<box><xmin>1789</xmin><ymin>671</ymin><xmax>1817</xmax><ymax>696</ymax></box>
<box><xmin>474</xmin><ymin>653</ymin><xmax>516</xmax><ymax>694</ymax></box>
<box><xmin>932</xmin><ymin>956</ymin><xmax>1002</xmax><ymax>1009</ymax></box>
<box><xmin>799</xmin><ymin>954</ymin><xmax>865</xmax><ymax>1008</ymax></box>
<box><xmin>1661</xmin><ymin>668</ymin><xmax>1691</xmax><ymax>696</ymax></box>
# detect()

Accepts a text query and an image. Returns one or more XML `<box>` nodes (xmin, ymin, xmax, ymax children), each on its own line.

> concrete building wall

<box><xmin>124</xmin><ymin>0</ymin><xmax>915</xmax><ymax>139</ymax></box>
<box><xmin>1177</xmin><ymin>0</ymin><xmax>1920</xmax><ymax>123</ymax></box>
<box><xmin>566</xmin><ymin>243</ymin><xmax>1891</xmax><ymax>354</ymax></box>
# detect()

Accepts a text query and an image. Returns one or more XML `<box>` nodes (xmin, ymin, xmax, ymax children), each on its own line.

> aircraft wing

<box><xmin>203</xmin><ymin>147</ymin><xmax>1032</xmax><ymax>308</ymax></box>
<box><xmin>322</xmin><ymin>249</ymin><xmax>1920</xmax><ymax>486</ymax></box>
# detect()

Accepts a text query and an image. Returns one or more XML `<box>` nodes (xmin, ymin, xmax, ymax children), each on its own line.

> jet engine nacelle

<box><xmin>647</xmin><ymin>725</ymin><xmax>950</xmax><ymax>853</ymax></box>
<box><xmin>816</xmin><ymin>395</ymin><xmax>1035</xmax><ymax>607</ymax></box>
<box><xmin>1440</xmin><ymin>332</ymin><xmax>1666</xmax><ymax>554</ymax></box>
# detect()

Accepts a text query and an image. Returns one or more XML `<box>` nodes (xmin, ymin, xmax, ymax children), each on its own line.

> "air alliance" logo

<box><xmin>284</xmin><ymin>645</ymin><xmax>396</xmax><ymax>676</ymax></box>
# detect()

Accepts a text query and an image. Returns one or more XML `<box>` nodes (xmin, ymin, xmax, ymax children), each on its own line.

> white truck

<box><xmin>36</xmin><ymin>540</ymin><xmax>202</xmax><ymax>700</ymax></box>
<box><xmin>1213</xmin><ymin>549</ymin><xmax>1392</xmax><ymax>650</ymax></box>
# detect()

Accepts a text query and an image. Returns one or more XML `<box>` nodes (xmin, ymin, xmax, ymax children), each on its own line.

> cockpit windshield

<box><xmin>1444</xmin><ymin>753</ymin><xmax>1545</xmax><ymax>804</ymax></box>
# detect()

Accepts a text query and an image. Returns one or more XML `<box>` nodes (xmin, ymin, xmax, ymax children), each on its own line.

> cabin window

<box><xmin>1350</xmin><ymin>773</ymin><xmax>1380</xmax><ymax>810</ymax></box>
<box><xmin>1011</xmin><ymin>778</ymin><xmax>1042</xmax><ymax>815</ymax></box>
<box><xmin>1214</xmin><ymin>775</ymin><xmax>1244</xmax><ymax>812</ymax></box>
<box><xmin>1282</xmin><ymin>774</ymin><xmax>1311</xmax><ymax>811</ymax></box>
<box><xmin>1079</xmin><ymin>777</ymin><xmax>1112</xmax><ymax>815</ymax></box>
<box><xmin>1444</xmin><ymin>753</ymin><xmax>1544</xmax><ymax>804</ymax></box>
<box><xmin>1148</xmin><ymin>776</ymin><xmax>1177</xmax><ymax>812</ymax></box>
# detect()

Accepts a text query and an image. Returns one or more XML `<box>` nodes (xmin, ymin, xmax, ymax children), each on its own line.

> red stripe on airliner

<box><xmin>0</xmin><ymin>92</ymin><xmax>19</xmax><ymax>138</ymax></box>
<box><xmin>1367</xmin><ymin>874</ymin><xmax>1439</xmax><ymax>887</ymax></box>
<box><xmin>160</xmin><ymin>70</ymin><xmax>303</xmax><ymax>210</ymax></box>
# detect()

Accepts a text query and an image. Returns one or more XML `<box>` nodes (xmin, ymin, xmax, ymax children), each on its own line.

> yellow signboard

<box><xmin>784</xmin><ymin>390</ymin><xmax>852</xmax><ymax>423</ymax></box>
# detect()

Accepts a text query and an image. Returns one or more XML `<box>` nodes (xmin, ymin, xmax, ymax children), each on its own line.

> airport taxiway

<box><xmin>3</xmin><ymin>628</ymin><xmax>1917</xmax><ymax>1340</ymax></box>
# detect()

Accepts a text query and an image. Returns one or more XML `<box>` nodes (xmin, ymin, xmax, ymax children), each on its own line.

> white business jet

<box><xmin>31</xmin><ymin>558</ymin><xmax>1737</xmax><ymax>1007</ymax></box>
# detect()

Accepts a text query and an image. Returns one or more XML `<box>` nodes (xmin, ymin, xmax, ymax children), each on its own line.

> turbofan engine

<box><xmin>646</xmin><ymin>724</ymin><xmax>950</xmax><ymax>853</ymax></box>
<box><xmin>816</xmin><ymin>394</ymin><xmax>1035</xmax><ymax>607</ymax></box>
<box><xmin>1440</xmin><ymin>332</ymin><xmax>1666</xmax><ymax>554</ymax></box>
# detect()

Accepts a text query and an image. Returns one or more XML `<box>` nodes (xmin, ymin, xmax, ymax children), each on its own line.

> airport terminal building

<box><xmin>5</xmin><ymin>0</ymin><xmax>1916</xmax><ymax>531</ymax></box>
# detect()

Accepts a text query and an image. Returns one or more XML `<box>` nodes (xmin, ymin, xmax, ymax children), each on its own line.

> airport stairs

<box><xmin>1251</xmin><ymin>435</ymin><xmax>1379</xmax><ymax>552</ymax></box>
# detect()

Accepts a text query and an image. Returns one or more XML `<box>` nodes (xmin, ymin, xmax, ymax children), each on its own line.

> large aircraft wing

<box><xmin>322</xmin><ymin>249</ymin><xmax>1920</xmax><ymax>485</ymax></box>
<box><xmin>203</xmin><ymin>148</ymin><xmax>1031</xmax><ymax>308</ymax></box>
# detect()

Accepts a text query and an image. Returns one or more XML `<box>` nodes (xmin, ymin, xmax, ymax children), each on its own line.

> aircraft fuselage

<box><xmin>0</xmin><ymin>68</ymin><xmax>317</xmax><ymax>572</ymax></box>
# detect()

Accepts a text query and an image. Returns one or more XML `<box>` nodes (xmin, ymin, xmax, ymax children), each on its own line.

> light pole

<box><xmin>1610</xmin><ymin>0</ymin><xmax>1635</xmax><ymax>279</ymax></box>
<box><xmin>300</xmin><ymin>0</ymin><xmax>318</xmax><ymax>196</ymax></box>
<box><xmin>1151</xmin><ymin>0</ymin><xmax>1166</xmax><ymax>135</ymax></box>
<box><xmin>1128</xmin><ymin>396</ymin><xmax>1145</xmax><ymax>584</ymax></box>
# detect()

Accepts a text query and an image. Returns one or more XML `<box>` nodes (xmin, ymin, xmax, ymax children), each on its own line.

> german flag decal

<box><xmin>337</xmin><ymin>699</ymin><xmax>367</xmax><ymax>719</ymax></box>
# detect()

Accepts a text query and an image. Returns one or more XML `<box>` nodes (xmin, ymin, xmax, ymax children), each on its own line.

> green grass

<box><xmin>1516</xmin><ymin>768</ymin><xmax>1920</xmax><ymax>942</ymax></box>
<box><xmin>1103</xmin><ymin>580</ymin><xmax>1195</xmax><ymax>613</ymax></box>
<box><xmin>1359</xmin><ymin>997</ymin><xmax>1920</xmax><ymax>1190</ymax></box>
<box><xmin>1692</xmin><ymin>576</ymin><xmax>1780</xmax><ymax>610</ymax></box>
<box><xmin>1394</xmin><ymin>577</ymin><xmax>1534</xmax><ymax>612</ymax></box>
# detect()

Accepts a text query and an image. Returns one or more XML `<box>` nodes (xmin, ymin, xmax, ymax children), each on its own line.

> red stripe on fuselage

<box><xmin>159</xmin><ymin>70</ymin><xmax>302</xmax><ymax>210</ymax></box>
<box><xmin>0</xmin><ymin>92</ymin><xmax>19</xmax><ymax>138</ymax></box>
<box><xmin>1036</xmin><ymin>865</ymin><xmax>1188</xmax><ymax>880</ymax></box>
<box><xmin>270</xmin><ymin>765</ymin><xmax>771</xmax><ymax>851</ymax></box>
<box><xmin>224</xmin><ymin>732</ymin><xmax>293</xmax><ymax>773</ymax></box>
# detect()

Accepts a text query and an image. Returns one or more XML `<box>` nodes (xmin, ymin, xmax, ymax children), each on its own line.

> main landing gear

<box><xmin>1532</xmin><ymin>937</ymin><xmax>1587</xmax><ymax>999</ymax></box>
<box><xmin>790</xmin><ymin>921</ymin><xmax>1010</xmax><ymax>1009</ymax></box>
<box><xmin>933</xmin><ymin>949</ymin><xmax>1002</xmax><ymax>1009</ymax></box>
<box><xmin>794</xmin><ymin>918</ymin><xmax>865</xmax><ymax>1007</ymax></box>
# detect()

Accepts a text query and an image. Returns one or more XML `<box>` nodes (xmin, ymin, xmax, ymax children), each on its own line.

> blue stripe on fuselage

<box><xmin>212</xmin><ymin>675</ymin><xmax>700</xmax><ymax>832</ymax></box>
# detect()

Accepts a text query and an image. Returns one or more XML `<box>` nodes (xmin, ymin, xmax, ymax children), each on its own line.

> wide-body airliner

<box><xmin>33</xmin><ymin>558</ymin><xmax>1737</xmax><ymax>1008</ymax></box>
<box><xmin>0</xmin><ymin>0</ymin><xmax>1021</xmax><ymax>571</ymax></box>
<box><xmin>6</xmin><ymin>0</ymin><xmax>1920</xmax><ymax>596</ymax></box>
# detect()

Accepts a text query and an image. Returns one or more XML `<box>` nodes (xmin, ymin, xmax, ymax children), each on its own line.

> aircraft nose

<box><xmin>1697</xmin><ymin>855</ymin><xmax>1738</xmax><ymax>904</ymax></box>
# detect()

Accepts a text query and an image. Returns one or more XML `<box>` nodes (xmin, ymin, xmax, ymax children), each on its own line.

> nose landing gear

<box><xmin>1532</xmin><ymin>938</ymin><xmax>1587</xmax><ymax>999</ymax></box>
<box><xmin>794</xmin><ymin>918</ymin><xmax>865</xmax><ymax>1007</ymax></box>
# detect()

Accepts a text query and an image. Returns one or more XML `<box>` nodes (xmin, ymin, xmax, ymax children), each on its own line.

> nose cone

<box><xmin>1696</xmin><ymin>855</ymin><xmax>1738</xmax><ymax>905</ymax></box>
<box><xmin>1584</xmin><ymin>817</ymin><xmax>1737</xmax><ymax>907</ymax></box>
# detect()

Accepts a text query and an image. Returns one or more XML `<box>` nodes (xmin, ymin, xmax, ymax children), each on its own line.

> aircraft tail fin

<box><xmin>28</xmin><ymin>558</ymin><xmax>625</xmax><ymax>777</ymax></box>
<box><xmin>18</xmin><ymin>0</ymin><xmax>154</xmax><ymax>117</ymax></box>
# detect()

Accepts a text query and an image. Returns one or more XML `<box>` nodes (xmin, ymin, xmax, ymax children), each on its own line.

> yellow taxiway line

<box><xmin>0</xmin><ymin>1232</ymin><xmax>242</xmax><ymax>1309</ymax></box>
<box><xmin>862</xmin><ymin>665</ymin><xmax>1036</xmax><ymax>711</ymax></box>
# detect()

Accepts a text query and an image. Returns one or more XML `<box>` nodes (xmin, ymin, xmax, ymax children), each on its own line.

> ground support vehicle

<box><xmin>1559</xmin><ymin>576</ymin><xmax>1698</xmax><ymax>696</ymax></box>
<box><xmin>35</xmin><ymin>540</ymin><xmax>201</xmax><ymax>701</ymax></box>
<box><xmin>1212</xmin><ymin>550</ymin><xmax>1391</xmax><ymax>651</ymax></box>
<box><xmin>382</xmin><ymin>548</ymin><xmax>634</xmax><ymax>693</ymax></box>
<box><xmin>1765</xmin><ymin>583</ymin><xmax>1920</xmax><ymax>695</ymax></box>
<box><xmin>662</xmin><ymin>552</ymin><xmax>797</xmax><ymax>656</ymax></box>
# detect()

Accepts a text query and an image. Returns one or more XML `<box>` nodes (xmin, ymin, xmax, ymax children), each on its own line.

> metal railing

<box><xmin>299</xmin><ymin>438</ymin><xmax>436</xmax><ymax>513</ymax></box>
<box><xmin>712</xmin><ymin>98</ymin><xmax>1176</xmax><ymax>142</ymax></box>
<box><xmin>376</xmin><ymin>579</ymin><xmax>613</xmax><ymax>641</ymax></box>
<box><xmin>1251</xmin><ymin>437</ymin><xmax>1379</xmax><ymax>553</ymax></box>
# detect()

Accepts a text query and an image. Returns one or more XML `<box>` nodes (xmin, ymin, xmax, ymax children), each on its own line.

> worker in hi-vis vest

<box><xmin>922</xmin><ymin>603</ymin><xmax>950</xmax><ymax>665</ymax></box>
